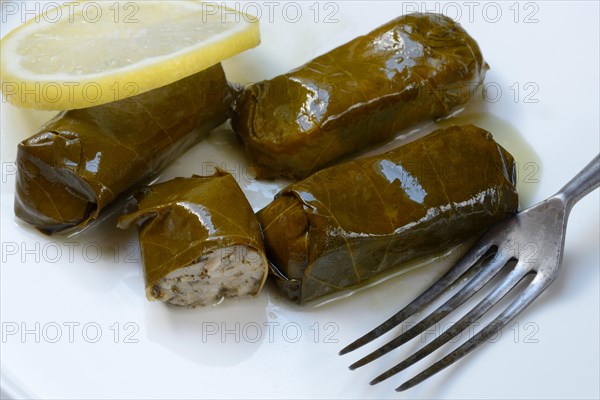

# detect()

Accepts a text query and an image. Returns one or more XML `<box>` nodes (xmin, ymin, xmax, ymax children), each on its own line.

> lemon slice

<box><xmin>0</xmin><ymin>1</ymin><xmax>260</xmax><ymax>110</ymax></box>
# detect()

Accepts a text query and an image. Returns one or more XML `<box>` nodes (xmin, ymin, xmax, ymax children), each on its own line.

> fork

<box><xmin>340</xmin><ymin>154</ymin><xmax>599</xmax><ymax>392</ymax></box>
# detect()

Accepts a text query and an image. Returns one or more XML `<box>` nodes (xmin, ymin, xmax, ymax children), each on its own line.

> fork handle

<box><xmin>556</xmin><ymin>154</ymin><xmax>600</xmax><ymax>211</ymax></box>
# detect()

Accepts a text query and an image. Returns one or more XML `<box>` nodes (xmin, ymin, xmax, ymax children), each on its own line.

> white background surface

<box><xmin>1</xmin><ymin>1</ymin><xmax>599</xmax><ymax>399</ymax></box>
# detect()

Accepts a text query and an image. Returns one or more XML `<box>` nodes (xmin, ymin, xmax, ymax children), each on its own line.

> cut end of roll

<box><xmin>147</xmin><ymin>245</ymin><xmax>268</xmax><ymax>307</ymax></box>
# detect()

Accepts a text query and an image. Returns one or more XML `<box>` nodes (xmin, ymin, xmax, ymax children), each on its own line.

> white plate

<box><xmin>1</xmin><ymin>1</ymin><xmax>598</xmax><ymax>399</ymax></box>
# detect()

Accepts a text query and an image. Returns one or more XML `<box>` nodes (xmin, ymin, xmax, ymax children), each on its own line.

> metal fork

<box><xmin>340</xmin><ymin>154</ymin><xmax>599</xmax><ymax>392</ymax></box>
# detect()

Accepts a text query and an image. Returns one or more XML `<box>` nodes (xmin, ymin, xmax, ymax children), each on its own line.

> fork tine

<box><xmin>395</xmin><ymin>274</ymin><xmax>549</xmax><ymax>391</ymax></box>
<box><xmin>370</xmin><ymin>263</ymin><xmax>532</xmax><ymax>386</ymax></box>
<box><xmin>350</xmin><ymin>251</ymin><xmax>510</xmax><ymax>370</ymax></box>
<box><xmin>339</xmin><ymin>243</ymin><xmax>495</xmax><ymax>356</ymax></box>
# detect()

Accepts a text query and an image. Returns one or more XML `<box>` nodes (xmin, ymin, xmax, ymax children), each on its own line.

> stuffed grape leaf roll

<box><xmin>258</xmin><ymin>125</ymin><xmax>518</xmax><ymax>304</ymax></box>
<box><xmin>118</xmin><ymin>171</ymin><xmax>268</xmax><ymax>307</ymax></box>
<box><xmin>232</xmin><ymin>13</ymin><xmax>488</xmax><ymax>179</ymax></box>
<box><xmin>15</xmin><ymin>64</ymin><xmax>233</xmax><ymax>235</ymax></box>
